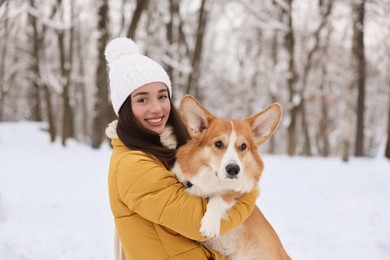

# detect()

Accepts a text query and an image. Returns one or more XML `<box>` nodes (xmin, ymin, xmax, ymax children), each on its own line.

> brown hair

<box><xmin>117</xmin><ymin>96</ymin><xmax>191</xmax><ymax>168</ymax></box>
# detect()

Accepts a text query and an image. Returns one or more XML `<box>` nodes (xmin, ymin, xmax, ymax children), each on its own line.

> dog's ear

<box><xmin>245</xmin><ymin>103</ymin><xmax>282</xmax><ymax>145</ymax></box>
<box><xmin>180</xmin><ymin>95</ymin><xmax>214</xmax><ymax>138</ymax></box>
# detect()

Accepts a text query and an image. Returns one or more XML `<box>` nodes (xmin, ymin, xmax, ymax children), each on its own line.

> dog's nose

<box><xmin>226</xmin><ymin>164</ymin><xmax>240</xmax><ymax>176</ymax></box>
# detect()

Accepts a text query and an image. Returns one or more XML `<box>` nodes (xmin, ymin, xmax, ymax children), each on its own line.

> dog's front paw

<box><xmin>200</xmin><ymin>213</ymin><xmax>221</xmax><ymax>239</ymax></box>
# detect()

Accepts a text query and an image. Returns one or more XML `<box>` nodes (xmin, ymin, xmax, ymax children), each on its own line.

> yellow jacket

<box><xmin>108</xmin><ymin>138</ymin><xmax>258</xmax><ymax>260</ymax></box>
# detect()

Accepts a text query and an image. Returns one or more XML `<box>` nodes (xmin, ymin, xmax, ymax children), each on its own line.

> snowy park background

<box><xmin>1</xmin><ymin>122</ymin><xmax>389</xmax><ymax>260</ymax></box>
<box><xmin>1</xmin><ymin>0</ymin><xmax>390</xmax><ymax>259</ymax></box>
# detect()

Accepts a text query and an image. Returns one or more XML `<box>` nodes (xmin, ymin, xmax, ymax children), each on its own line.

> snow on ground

<box><xmin>0</xmin><ymin>122</ymin><xmax>114</xmax><ymax>260</ymax></box>
<box><xmin>0</xmin><ymin>122</ymin><xmax>389</xmax><ymax>260</ymax></box>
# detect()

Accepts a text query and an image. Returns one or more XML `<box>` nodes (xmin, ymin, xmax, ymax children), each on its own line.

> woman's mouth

<box><xmin>146</xmin><ymin>117</ymin><xmax>163</xmax><ymax>126</ymax></box>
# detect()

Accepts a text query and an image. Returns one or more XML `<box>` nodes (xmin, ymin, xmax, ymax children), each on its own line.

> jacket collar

<box><xmin>105</xmin><ymin>120</ymin><xmax>119</xmax><ymax>139</ymax></box>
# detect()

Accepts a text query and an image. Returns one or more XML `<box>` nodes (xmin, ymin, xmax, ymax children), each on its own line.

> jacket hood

<box><xmin>105</xmin><ymin>120</ymin><xmax>177</xmax><ymax>149</ymax></box>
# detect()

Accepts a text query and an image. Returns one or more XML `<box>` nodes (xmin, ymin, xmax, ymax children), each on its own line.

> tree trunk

<box><xmin>75</xmin><ymin>24</ymin><xmax>89</xmax><ymax>140</ymax></box>
<box><xmin>168</xmin><ymin>0</ymin><xmax>189</xmax><ymax>100</ymax></box>
<box><xmin>318</xmin><ymin>67</ymin><xmax>330</xmax><ymax>157</ymax></box>
<box><xmin>284</xmin><ymin>0</ymin><xmax>297</xmax><ymax>156</ymax></box>
<box><xmin>342</xmin><ymin>0</ymin><xmax>366</xmax><ymax>162</ymax></box>
<box><xmin>299</xmin><ymin>0</ymin><xmax>333</xmax><ymax>156</ymax></box>
<box><xmin>185</xmin><ymin>0</ymin><xmax>208</xmax><ymax>101</ymax></box>
<box><xmin>127</xmin><ymin>0</ymin><xmax>149</xmax><ymax>39</ymax></box>
<box><xmin>267</xmin><ymin>29</ymin><xmax>279</xmax><ymax>154</ymax></box>
<box><xmin>118</xmin><ymin>0</ymin><xmax>127</xmax><ymax>36</ymax></box>
<box><xmin>91</xmin><ymin>0</ymin><xmax>110</xmax><ymax>149</ymax></box>
<box><xmin>57</xmin><ymin>0</ymin><xmax>74</xmax><ymax>146</ymax></box>
<box><xmin>43</xmin><ymin>84</ymin><xmax>56</xmax><ymax>142</ymax></box>
<box><xmin>58</xmin><ymin>29</ymin><xmax>74</xmax><ymax>146</ymax></box>
<box><xmin>28</xmin><ymin>0</ymin><xmax>42</xmax><ymax>121</ymax></box>
<box><xmin>353</xmin><ymin>0</ymin><xmax>366</xmax><ymax>156</ymax></box>
<box><xmin>166</xmin><ymin>0</ymin><xmax>178</xmax><ymax>80</ymax></box>
<box><xmin>37</xmin><ymin>0</ymin><xmax>61</xmax><ymax>141</ymax></box>
<box><xmin>385</xmin><ymin>86</ymin><xmax>390</xmax><ymax>159</ymax></box>
<box><xmin>0</xmin><ymin>1</ymin><xmax>9</xmax><ymax>121</ymax></box>
<box><xmin>301</xmin><ymin>103</ymin><xmax>312</xmax><ymax>156</ymax></box>
<box><xmin>342</xmin><ymin>79</ymin><xmax>354</xmax><ymax>162</ymax></box>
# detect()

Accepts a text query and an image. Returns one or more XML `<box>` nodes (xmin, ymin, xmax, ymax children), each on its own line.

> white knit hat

<box><xmin>104</xmin><ymin>37</ymin><xmax>172</xmax><ymax>116</ymax></box>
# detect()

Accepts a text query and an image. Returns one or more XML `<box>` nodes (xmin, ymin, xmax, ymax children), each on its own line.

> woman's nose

<box><xmin>149</xmin><ymin>99</ymin><xmax>163</xmax><ymax>113</ymax></box>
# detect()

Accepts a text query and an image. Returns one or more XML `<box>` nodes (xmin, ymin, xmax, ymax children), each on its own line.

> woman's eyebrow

<box><xmin>133</xmin><ymin>88</ymin><xmax>168</xmax><ymax>98</ymax></box>
<box><xmin>132</xmin><ymin>91</ymin><xmax>149</xmax><ymax>97</ymax></box>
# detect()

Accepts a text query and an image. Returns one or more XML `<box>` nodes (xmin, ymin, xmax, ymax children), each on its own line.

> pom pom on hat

<box><xmin>105</xmin><ymin>37</ymin><xmax>140</xmax><ymax>64</ymax></box>
<box><xmin>105</xmin><ymin>37</ymin><xmax>172</xmax><ymax>116</ymax></box>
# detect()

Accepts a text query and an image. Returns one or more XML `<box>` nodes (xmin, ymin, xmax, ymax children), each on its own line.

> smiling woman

<box><xmin>130</xmin><ymin>83</ymin><xmax>171</xmax><ymax>135</ymax></box>
<box><xmin>104</xmin><ymin>37</ymin><xmax>259</xmax><ymax>260</ymax></box>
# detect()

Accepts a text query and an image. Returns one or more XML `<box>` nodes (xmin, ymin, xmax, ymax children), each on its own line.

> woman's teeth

<box><xmin>147</xmin><ymin>118</ymin><xmax>162</xmax><ymax>123</ymax></box>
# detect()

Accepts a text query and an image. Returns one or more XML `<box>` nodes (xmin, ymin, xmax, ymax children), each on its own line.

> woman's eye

<box><xmin>215</xmin><ymin>140</ymin><xmax>224</xmax><ymax>149</ymax></box>
<box><xmin>159</xmin><ymin>95</ymin><xmax>168</xmax><ymax>100</ymax></box>
<box><xmin>239</xmin><ymin>143</ymin><xmax>247</xmax><ymax>151</ymax></box>
<box><xmin>137</xmin><ymin>98</ymin><xmax>147</xmax><ymax>103</ymax></box>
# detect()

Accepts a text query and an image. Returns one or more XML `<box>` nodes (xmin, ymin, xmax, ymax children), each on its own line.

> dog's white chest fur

<box><xmin>171</xmin><ymin>162</ymin><xmax>249</xmax><ymax>197</ymax></box>
<box><xmin>171</xmin><ymin>162</ymin><xmax>254</xmax><ymax>238</ymax></box>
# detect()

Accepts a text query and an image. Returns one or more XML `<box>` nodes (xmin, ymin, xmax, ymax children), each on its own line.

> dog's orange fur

<box><xmin>173</xmin><ymin>95</ymin><xmax>290</xmax><ymax>260</ymax></box>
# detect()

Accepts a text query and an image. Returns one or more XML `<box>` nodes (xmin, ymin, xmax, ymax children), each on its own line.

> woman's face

<box><xmin>130</xmin><ymin>82</ymin><xmax>171</xmax><ymax>135</ymax></box>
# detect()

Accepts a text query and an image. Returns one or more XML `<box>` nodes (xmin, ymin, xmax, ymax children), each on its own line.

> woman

<box><xmin>105</xmin><ymin>37</ymin><xmax>258</xmax><ymax>260</ymax></box>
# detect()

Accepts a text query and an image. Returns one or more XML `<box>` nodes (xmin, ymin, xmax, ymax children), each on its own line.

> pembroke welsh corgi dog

<box><xmin>171</xmin><ymin>95</ymin><xmax>290</xmax><ymax>260</ymax></box>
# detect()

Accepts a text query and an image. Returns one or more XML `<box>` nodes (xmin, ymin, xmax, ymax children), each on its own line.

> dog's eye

<box><xmin>239</xmin><ymin>143</ymin><xmax>247</xmax><ymax>151</ymax></box>
<box><xmin>215</xmin><ymin>140</ymin><xmax>224</xmax><ymax>149</ymax></box>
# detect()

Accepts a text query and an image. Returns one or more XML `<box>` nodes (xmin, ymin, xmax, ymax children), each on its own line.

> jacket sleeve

<box><xmin>116</xmin><ymin>152</ymin><xmax>258</xmax><ymax>241</ymax></box>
